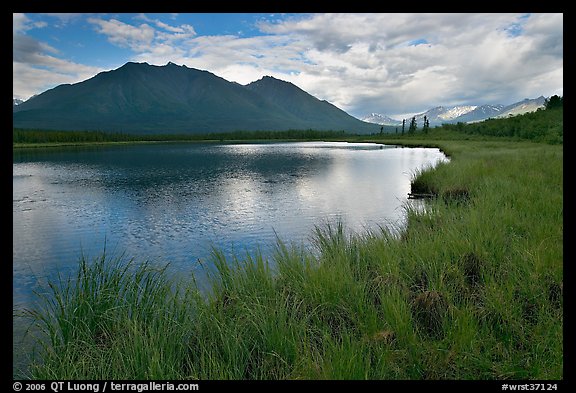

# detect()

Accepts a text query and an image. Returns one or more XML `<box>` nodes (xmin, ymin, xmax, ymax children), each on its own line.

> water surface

<box><xmin>13</xmin><ymin>141</ymin><xmax>447</xmax><ymax>375</ymax></box>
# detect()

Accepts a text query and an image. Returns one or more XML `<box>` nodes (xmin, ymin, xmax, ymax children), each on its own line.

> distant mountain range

<box><xmin>361</xmin><ymin>97</ymin><xmax>547</xmax><ymax>127</ymax></box>
<box><xmin>13</xmin><ymin>62</ymin><xmax>378</xmax><ymax>134</ymax></box>
<box><xmin>12</xmin><ymin>61</ymin><xmax>550</xmax><ymax>134</ymax></box>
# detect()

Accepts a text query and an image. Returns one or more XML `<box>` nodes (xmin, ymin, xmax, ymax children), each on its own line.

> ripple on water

<box><xmin>13</xmin><ymin>142</ymin><xmax>448</xmax><ymax>373</ymax></box>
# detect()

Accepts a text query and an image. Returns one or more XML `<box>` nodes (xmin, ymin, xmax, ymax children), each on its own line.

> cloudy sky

<box><xmin>13</xmin><ymin>13</ymin><xmax>563</xmax><ymax>119</ymax></box>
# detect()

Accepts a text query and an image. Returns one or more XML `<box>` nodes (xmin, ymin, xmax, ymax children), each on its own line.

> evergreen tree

<box><xmin>545</xmin><ymin>95</ymin><xmax>563</xmax><ymax>110</ymax></box>
<box><xmin>408</xmin><ymin>116</ymin><xmax>417</xmax><ymax>133</ymax></box>
<box><xmin>422</xmin><ymin>115</ymin><xmax>430</xmax><ymax>134</ymax></box>
<box><xmin>402</xmin><ymin>119</ymin><xmax>405</xmax><ymax>135</ymax></box>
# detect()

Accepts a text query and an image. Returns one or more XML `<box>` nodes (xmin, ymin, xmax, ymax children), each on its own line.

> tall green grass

<box><xmin>18</xmin><ymin>139</ymin><xmax>562</xmax><ymax>380</ymax></box>
<box><xmin>22</xmin><ymin>251</ymin><xmax>196</xmax><ymax>379</ymax></box>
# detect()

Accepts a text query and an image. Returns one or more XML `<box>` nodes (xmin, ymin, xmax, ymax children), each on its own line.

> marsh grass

<box><xmin>18</xmin><ymin>139</ymin><xmax>562</xmax><ymax>380</ymax></box>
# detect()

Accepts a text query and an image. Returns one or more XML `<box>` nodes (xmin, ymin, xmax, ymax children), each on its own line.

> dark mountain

<box><xmin>13</xmin><ymin>98</ymin><xmax>25</xmax><ymax>109</ymax></box>
<box><xmin>13</xmin><ymin>62</ymin><xmax>378</xmax><ymax>134</ymax></box>
<box><xmin>245</xmin><ymin>76</ymin><xmax>375</xmax><ymax>132</ymax></box>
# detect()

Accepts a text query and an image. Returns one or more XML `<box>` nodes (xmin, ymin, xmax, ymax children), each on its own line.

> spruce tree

<box><xmin>408</xmin><ymin>116</ymin><xmax>417</xmax><ymax>133</ymax></box>
<box><xmin>545</xmin><ymin>95</ymin><xmax>563</xmax><ymax>110</ymax></box>
<box><xmin>422</xmin><ymin>115</ymin><xmax>430</xmax><ymax>134</ymax></box>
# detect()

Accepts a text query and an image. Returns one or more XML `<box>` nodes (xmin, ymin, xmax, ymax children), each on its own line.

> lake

<box><xmin>13</xmin><ymin>141</ymin><xmax>447</xmax><ymax>374</ymax></box>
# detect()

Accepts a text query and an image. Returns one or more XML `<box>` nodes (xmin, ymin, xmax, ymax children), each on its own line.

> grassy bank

<box><xmin>18</xmin><ymin>137</ymin><xmax>562</xmax><ymax>380</ymax></box>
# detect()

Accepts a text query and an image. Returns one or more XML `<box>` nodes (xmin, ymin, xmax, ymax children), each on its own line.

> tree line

<box><xmin>439</xmin><ymin>95</ymin><xmax>562</xmax><ymax>143</ymax></box>
<box><xmin>12</xmin><ymin>128</ymin><xmax>349</xmax><ymax>145</ymax></box>
<box><xmin>13</xmin><ymin>95</ymin><xmax>563</xmax><ymax>145</ymax></box>
<box><xmin>388</xmin><ymin>95</ymin><xmax>563</xmax><ymax>144</ymax></box>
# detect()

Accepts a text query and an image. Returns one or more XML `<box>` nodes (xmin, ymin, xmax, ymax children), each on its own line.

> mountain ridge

<box><xmin>361</xmin><ymin>96</ymin><xmax>547</xmax><ymax>127</ymax></box>
<box><xmin>13</xmin><ymin>62</ymin><xmax>378</xmax><ymax>134</ymax></box>
<box><xmin>13</xmin><ymin>61</ymin><xmax>550</xmax><ymax>133</ymax></box>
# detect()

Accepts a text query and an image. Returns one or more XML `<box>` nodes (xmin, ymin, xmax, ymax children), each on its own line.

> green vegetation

<box><xmin>13</xmin><ymin>128</ymin><xmax>349</xmax><ymax>147</ymax></box>
<box><xmin>14</xmin><ymin>98</ymin><xmax>562</xmax><ymax>147</ymax></box>
<box><xmin>400</xmin><ymin>96</ymin><xmax>562</xmax><ymax>144</ymax></box>
<box><xmin>16</xmin><ymin>104</ymin><xmax>563</xmax><ymax>380</ymax></box>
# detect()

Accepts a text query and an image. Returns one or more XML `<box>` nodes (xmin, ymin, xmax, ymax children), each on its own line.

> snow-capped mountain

<box><xmin>437</xmin><ymin>105</ymin><xmax>478</xmax><ymax>121</ymax></box>
<box><xmin>496</xmin><ymin>96</ymin><xmax>546</xmax><ymax>119</ymax></box>
<box><xmin>415</xmin><ymin>105</ymin><xmax>477</xmax><ymax>125</ymax></box>
<box><xmin>361</xmin><ymin>113</ymin><xmax>402</xmax><ymax>126</ymax></box>
<box><xmin>362</xmin><ymin>105</ymin><xmax>479</xmax><ymax>127</ymax></box>
<box><xmin>451</xmin><ymin>104</ymin><xmax>506</xmax><ymax>123</ymax></box>
<box><xmin>362</xmin><ymin>96</ymin><xmax>548</xmax><ymax>127</ymax></box>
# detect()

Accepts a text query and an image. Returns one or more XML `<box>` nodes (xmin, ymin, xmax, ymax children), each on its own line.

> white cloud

<box><xmin>251</xmin><ymin>13</ymin><xmax>563</xmax><ymax>117</ymax></box>
<box><xmin>13</xmin><ymin>14</ymin><xmax>103</xmax><ymax>100</ymax></box>
<box><xmin>88</xmin><ymin>17</ymin><xmax>155</xmax><ymax>51</ymax></box>
<box><xmin>13</xmin><ymin>13</ymin><xmax>563</xmax><ymax>118</ymax></box>
<box><xmin>13</xmin><ymin>13</ymin><xmax>34</xmax><ymax>34</ymax></box>
<box><xmin>13</xmin><ymin>61</ymin><xmax>102</xmax><ymax>100</ymax></box>
<box><xmin>156</xmin><ymin>20</ymin><xmax>194</xmax><ymax>35</ymax></box>
<box><xmin>133</xmin><ymin>13</ymin><xmax>196</xmax><ymax>36</ymax></box>
<box><xmin>132</xmin><ymin>33</ymin><xmax>308</xmax><ymax>85</ymax></box>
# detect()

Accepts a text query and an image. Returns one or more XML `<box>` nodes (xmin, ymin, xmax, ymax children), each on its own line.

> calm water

<box><xmin>13</xmin><ymin>141</ymin><xmax>447</xmax><ymax>374</ymax></box>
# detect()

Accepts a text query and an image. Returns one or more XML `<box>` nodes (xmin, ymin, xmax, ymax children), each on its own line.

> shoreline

<box><xmin>14</xmin><ymin>136</ymin><xmax>563</xmax><ymax>380</ymax></box>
